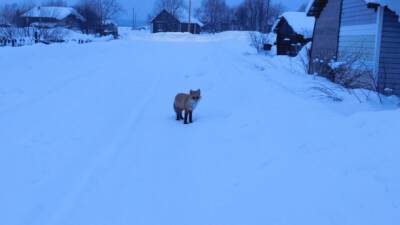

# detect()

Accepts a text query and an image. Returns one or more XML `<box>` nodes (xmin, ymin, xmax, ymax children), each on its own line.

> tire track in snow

<box><xmin>44</xmin><ymin>69</ymin><xmax>164</xmax><ymax>225</ymax></box>
<box><xmin>0</xmin><ymin>73</ymin><xmax>92</xmax><ymax>117</ymax></box>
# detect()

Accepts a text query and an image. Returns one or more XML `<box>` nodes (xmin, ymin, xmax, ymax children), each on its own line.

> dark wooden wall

<box><xmin>309</xmin><ymin>0</ymin><xmax>342</xmax><ymax>78</ymax></box>
<box><xmin>152</xmin><ymin>10</ymin><xmax>180</xmax><ymax>33</ymax></box>
<box><xmin>275</xmin><ymin>18</ymin><xmax>309</xmax><ymax>57</ymax></box>
<box><xmin>180</xmin><ymin>23</ymin><xmax>201</xmax><ymax>34</ymax></box>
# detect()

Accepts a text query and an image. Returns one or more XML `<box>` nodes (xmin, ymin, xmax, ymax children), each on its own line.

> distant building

<box><xmin>307</xmin><ymin>0</ymin><xmax>400</xmax><ymax>95</ymax></box>
<box><xmin>271</xmin><ymin>12</ymin><xmax>315</xmax><ymax>56</ymax></box>
<box><xmin>21</xmin><ymin>6</ymin><xmax>86</xmax><ymax>30</ymax></box>
<box><xmin>97</xmin><ymin>20</ymin><xmax>119</xmax><ymax>38</ymax></box>
<box><xmin>151</xmin><ymin>10</ymin><xmax>203</xmax><ymax>34</ymax></box>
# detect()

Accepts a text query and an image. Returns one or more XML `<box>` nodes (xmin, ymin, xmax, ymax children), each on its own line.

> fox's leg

<box><xmin>176</xmin><ymin>110</ymin><xmax>183</xmax><ymax>120</ymax></box>
<box><xmin>179</xmin><ymin>111</ymin><xmax>184</xmax><ymax>120</ymax></box>
<box><xmin>189</xmin><ymin>111</ymin><xmax>193</xmax><ymax>123</ymax></box>
<box><xmin>184</xmin><ymin>110</ymin><xmax>189</xmax><ymax>124</ymax></box>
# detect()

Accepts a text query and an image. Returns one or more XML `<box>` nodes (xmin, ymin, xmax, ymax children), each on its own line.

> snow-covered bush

<box><xmin>296</xmin><ymin>43</ymin><xmax>312</xmax><ymax>74</ymax></box>
<box><xmin>0</xmin><ymin>27</ymin><xmax>36</xmax><ymax>46</ymax></box>
<box><xmin>309</xmin><ymin>83</ymin><xmax>344</xmax><ymax>102</ymax></box>
<box><xmin>36</xmin><ymin>27</ymin><xmax>69</xmax><ymax>43</ymax></box>
<box><xmin>0</xmin><ymin>26</ymin><xmax>92</xmax><ymax>47</ymax></box>
<box><xmin>249</xmin><ymin>31</ymin><xmax>267</xmax><ymax>53</ymax></box>
<box><xmin>311</xmin><ymin>51</ymin><xmax>383</xmax><ymax>103</ymax></box>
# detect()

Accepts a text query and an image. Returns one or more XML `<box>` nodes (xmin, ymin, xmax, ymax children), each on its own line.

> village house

<box><xmin>97</xmin><ymin>20</ymin><xmax>119</xmax><ymax>38</ymax></box>
<box><xmin>307</xmin><ymin>0</ymin><xmax>400</xmax><ymax>95</ymax></box>
<box><xmin>270</xmin><ymin>12</ymin><xmax>315</xmax><ymax>56</ymax></box>
<box><xmin>151</xmin><ymin>10</ymin><xmax>203</xmax><ymax>34</ymax></box>
<box><xmin>20</xmin><ymin>6</ymin><xmax>86</xmax><ymax>30</ymax></box>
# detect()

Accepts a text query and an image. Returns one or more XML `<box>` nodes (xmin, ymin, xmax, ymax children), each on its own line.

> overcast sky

<box><xmin>0</xmin><ymin>0</ymin><xmax>308</xmax><ymax>21</ymax></box>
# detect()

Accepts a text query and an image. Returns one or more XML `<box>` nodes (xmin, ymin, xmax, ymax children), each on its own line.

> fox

<box><xmin>174</xmin><ymin>89</ymin><xmax>201</xmax><ymax>124</ymax></box>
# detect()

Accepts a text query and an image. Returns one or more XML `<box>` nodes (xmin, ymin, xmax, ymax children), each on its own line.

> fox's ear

<box><xmin>190</xmin><ymin>90</ymin><xmax>194</xmax><ymax>94</ymax></box>
<box><xmin>198</xmin><ymin>89</ymin><xmax>201</xmax><ymax>93</ymax></box>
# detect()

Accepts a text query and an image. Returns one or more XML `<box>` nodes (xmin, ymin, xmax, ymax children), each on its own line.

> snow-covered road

<box><xmin>1</xmin><ymin>30</ymin><xmax>399</xmax><ymax>225</ymax></box>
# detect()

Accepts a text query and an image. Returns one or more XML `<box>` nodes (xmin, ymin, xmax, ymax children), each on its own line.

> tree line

<box><xmin>0</xmin><ymin>0</ymin><xmax>122</xmax><ymax>33</ymax></box>
<box><xmin>1</xmin><ymin>0</ymin><xmax>306</xmax><ymax>34</ymax></box>
<box><xmin>151</xmin><ymin>0</ymin><xmax>295</xmax><ymax>33</ymax></box>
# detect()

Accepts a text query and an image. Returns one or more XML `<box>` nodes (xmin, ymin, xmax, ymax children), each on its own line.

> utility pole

<box><xmin>132</xmin><ymin>8</ymin><xmax>136</xmax><ymax>30</ymax></box>
<box><xmin>266</xmin><ymin>0</ymin><xmax>271</xmax><ymax>32</ymax></box>
<box><xmin>188</xmin><ymin>0</ymin><xmax>192</xmax><ymax>33</ymax></box>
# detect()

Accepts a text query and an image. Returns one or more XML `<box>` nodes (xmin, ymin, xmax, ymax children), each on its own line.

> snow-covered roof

<box><xmin>178</xmin><ymin>10</ymin><xmax>203</xmax><ymax>27</ymax></box>
<box><xmin>365</xmin><ymin>0</ymin><xmax>400</xmax><ymax>17</ymax></box>
<box><xmin>151</xmin><ymin>9</ymin><xmax>203</xmax><ymax>27</ymax></box>
<box><xmin>272</xmin><ymin>12</ymin><xmax>315</xmax><ymax>38</ymax></box>
<box><xmin>307</xmin><ymin>0</ymin><xmax>400</xmax><ymax>20</ymax></box>
<box><xmin>305</xmin><ymin>0</ymin><xmax>319</xmax><ymax>15</ymax></box>
<box><xmin>21</xmin><ymin>6</ymin><xmax>86</xmax><ymax>22</ymax></box>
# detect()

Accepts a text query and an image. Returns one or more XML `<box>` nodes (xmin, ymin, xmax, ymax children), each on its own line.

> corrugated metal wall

<box><xmin>338</xmin><ymin>0</ymin><xmax>377</xmax><ymax>69</ymax></box>
<box><xmin>309</xmin><ymin>0</ymin><xmax>342</xmax><ymax>78</ymax></box>
<box><xmin>378</xmin><ymin>8</ymin><xmax>400</xmax><ymax>95</ymax></box>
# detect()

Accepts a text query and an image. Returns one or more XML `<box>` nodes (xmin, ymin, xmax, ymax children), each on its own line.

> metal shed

<box><xmin>307</xmin><ymin>0</ymin><xmax>400</xmax><ymax>95</ymax></box>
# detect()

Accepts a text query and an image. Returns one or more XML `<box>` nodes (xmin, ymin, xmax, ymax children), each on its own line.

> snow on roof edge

<box><xmin>271</xmin><ymin>12</ymin><xmax>315</xmax><ymax>38</ymax></box>
<box><xmin>177</xmin><ymin>10</ymin><xmax>204</xmax><ymax>27</ymax></box>
<box><xmin>21</xmin><ymin>6</ymin><xmax>86</xmax><ymax>22</ymax></box>
<box><xmin>364</xmin><ymin>0</ymin><xmax>400</xmax><ymax>19</ymax></box>
<box><xmin>151</xmin><ymin>9</ymin><xmax>203</xmax><ymax>27</ymax></box>
<box><xmin>306</xmin><ymin>0</ymin><xmax>400</xmax><ymax>22</ymax></box>
<box><xmin>305</xmin><ymin>0</ymin><xmax>316</xmax><ymax>15</ymax></box>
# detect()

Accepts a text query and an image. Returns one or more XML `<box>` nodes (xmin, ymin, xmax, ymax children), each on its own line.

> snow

<box><xmin>365</xmin><ymin>0</ymin><xmax>400</xmax><ymax>17</ymax></box>
<box><xmin>21</xmin><ymin>6</ymin><xmax>86</xmax><ymax>22</ymax></box>
<box><xmin>1</xmin><ymin>29</ymin><xmax>400</xmax><ymax>225</ymax></box>
<box><xmin>104</xmin><ymin>20</ymin><xmax>117</xmax><ymax>25</ymax></box>
<box><xmin>307</xmin><ymin>0</ymin><xmax>400</xmax><ymax>21</ymax></box>
<box><xmin>272</xmin><ymin>12</ymin><xmax>315</xmax><ymax>38</ymax></box>
<box><xmin>178</xmin><ymin>10</ymin><xmax>204</xmax><ymax>26</ymax></box>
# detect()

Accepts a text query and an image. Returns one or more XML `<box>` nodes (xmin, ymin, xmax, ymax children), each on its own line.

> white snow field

<box><xmin>1</xmin><ymin>29</ymin><xmax>400</xmax><ymax>225</ymax></box>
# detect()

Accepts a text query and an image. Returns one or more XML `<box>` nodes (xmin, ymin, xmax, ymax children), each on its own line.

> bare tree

<box><xmin>196</xmin><ymin>0</ymin><xmax>231</xmax><ymax>33</ymax></box>
<box><xmin>153</xmin><ymin>0</ymin><xmax>185</xmax><ymax>17</ymax></box>
<box><xmin>76</xmin><ymin>0</ymin><xmax>100</xmax><ymax>33</ymax></box>
<box><xmin>310</xmin><ymin>48</ymin><xmax>384</xmax><ymax>103</ymax></box>
<box><xmin>76</xmin><ymin>0</ymin><xmax>122</xmax><ymax>34</ymax></box>
<box><xmin>0</xmin><ymin>3</ymin><xmax>20</xmax><ymax>25</ymax></box>
<box><xmin>98</xmin><ymin>0</ymin><xmax>123</xmax><ymax>23</ymax></box>
<box><xmin>234</xmin><ymin>0</ymin><xmax>285</xmax><ymax>33</ymax></box>
<box><xmin>77</xmin><ymin>0</ymin><xmax>122</xmax><ymax>24</ymax></box>
<box><xmin>41</xmin><ymin>0</ymin><xmax>68</xmax><ymax>6</ymax></box>
<box><xmin>249</xmin><ymin>31</ymin><xmax>268</xmax><ymax>52</ymax></box>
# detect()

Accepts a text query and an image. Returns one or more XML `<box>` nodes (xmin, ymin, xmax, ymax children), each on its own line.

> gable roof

<box><xmin>151</xmin><ymin>10</ymin><xmax>179</xmax><ymax>23</ymax></box>
<box><xmin>306</xmin><ymin>0</ymin><xmax>328</xmax><ymax>16</ymax></box>
<box><xmin>307</xmin><ymin>0</ymin><xmax>400</xmax><ymax>19</ymax></box>
<box><xmin>177</xmin><ymin>10</ymin><xmax>204</xmax><ymax>27</ymax></box>
<box><xmin>272</xmin><ymin>12</ymin><xmax>315</xmax><ymax>38</ymax></box>
<box><xmin>21</xmin><ymin>6</ymin><xmax>86</xmax><ymax>22</ymax></box>
<box><xmin>151</xmin><ymin>9</ymin><xmax>203</xmax><ymax>27</ymax></box>
<box><xmin>365</xmin><ymin>0</ymin><xmax>400</xmax><ymax>18</ymax></box>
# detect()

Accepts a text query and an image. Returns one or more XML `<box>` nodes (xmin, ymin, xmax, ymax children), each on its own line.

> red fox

<box><xmin>174</xmin><ymin>89</ymin><xmax>201</xmax><ymax>124</ymax></box>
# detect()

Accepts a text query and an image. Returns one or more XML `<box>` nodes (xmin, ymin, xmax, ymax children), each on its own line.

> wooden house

<box><xmin>151</xmin><ymin>10</ymin><xmax>203</xmax><ymax>34</ymax></box>
<box><xmin>271</xmin><ymin>12</ymin><xmax>315</xmax><ymax>56</ymax></box>
<box><xmin>97</xmin><ymin>20</ymin><xmax>119</xmax><ymax>38</ymax></box>
<box><xmin>20</xmin><ymin>6</ymin><xmax>86</xmax><ymax>30</ymax></box>
<box><xmin>307</xmin><ymin>0</ymin><xmax>400</xmax><ymax>95</ymax></box>
<box><xmin>151</xmin><ymin>10</ymin><xmax>181</xmax><ymax>33</ymax></box>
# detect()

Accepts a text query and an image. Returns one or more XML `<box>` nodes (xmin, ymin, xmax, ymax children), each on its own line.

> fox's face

<box><xmin>189</xmin><ymin>89</ymin><xmax>201</xmax><ymax>102</ymax></box>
